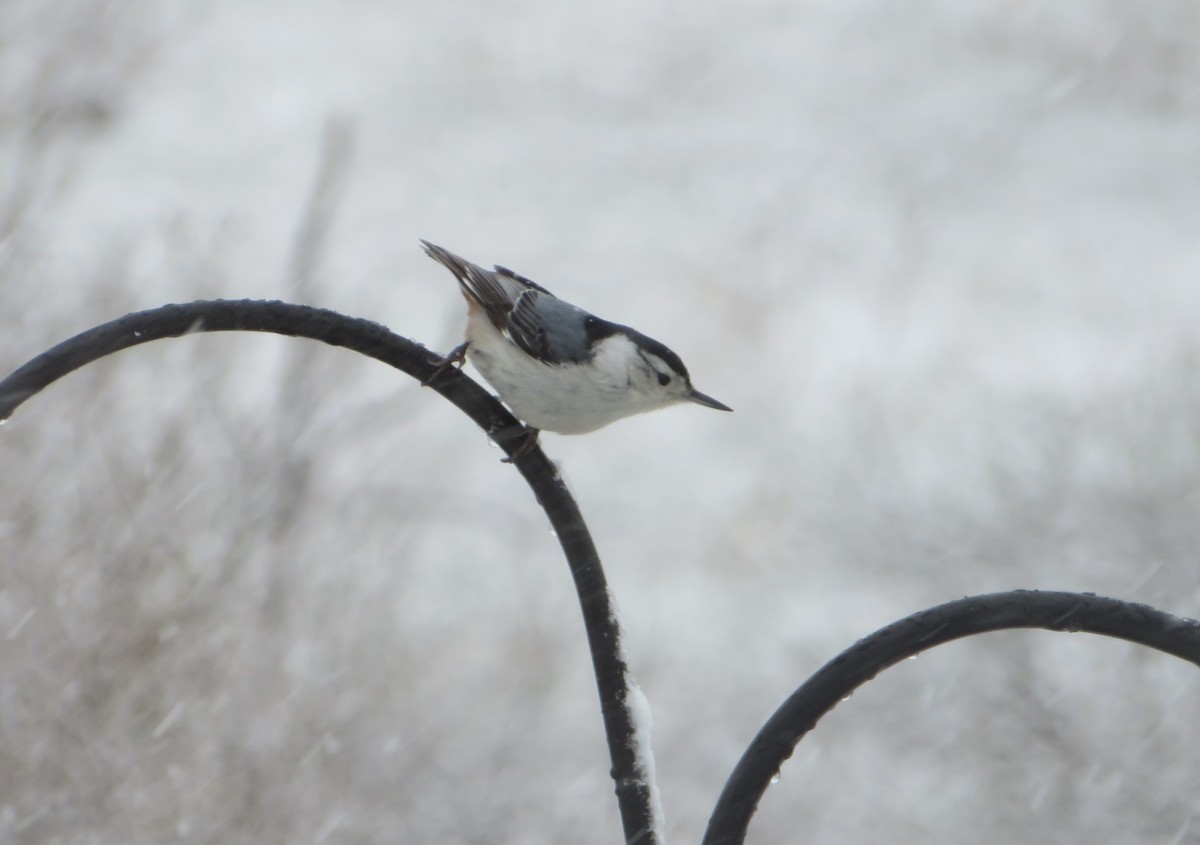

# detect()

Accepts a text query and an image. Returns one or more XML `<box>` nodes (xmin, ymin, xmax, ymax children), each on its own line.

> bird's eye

<box><xmin>657</xmin><ymin>372</ymin><xmax>671</xmax><ymax>387</ymax></box>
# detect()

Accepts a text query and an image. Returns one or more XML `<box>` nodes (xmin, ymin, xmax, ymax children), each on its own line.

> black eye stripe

<box><xmin>635</xmin><ymin>346</ymin><xmax>677</xmax><ymax>388</ymax></box>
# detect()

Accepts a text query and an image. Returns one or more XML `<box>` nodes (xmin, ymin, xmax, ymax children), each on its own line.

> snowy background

<box><xmin>3</xmin><ymin>1</ymin><xmax>1200</xmax><ymax>842</ymax></box>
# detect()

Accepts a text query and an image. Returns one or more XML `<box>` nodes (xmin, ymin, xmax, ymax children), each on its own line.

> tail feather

<box><xmin>421</xmin><ymin>240</ymin><xmax>533</xmax><ymax>333</ymax></box>
<box><xmin>421</xmin><ymin>240</ymin><xmax>475</xmax><ymax>292</ymax></box>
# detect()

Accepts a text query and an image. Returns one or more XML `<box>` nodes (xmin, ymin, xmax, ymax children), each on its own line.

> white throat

<box><xmin>465</xmin><ymin>319</ymin><xmax>679</xmax><ymax>434</ymax></box>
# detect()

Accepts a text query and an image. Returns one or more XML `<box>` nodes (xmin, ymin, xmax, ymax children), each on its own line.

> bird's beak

<box><xmin>688</xmin><ymin>389</ymin><xmax>733</xmax><ymax>412</ymax></box>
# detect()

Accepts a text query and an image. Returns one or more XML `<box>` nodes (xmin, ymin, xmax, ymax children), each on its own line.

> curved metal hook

<box><xmin>0</xmin><ymin>299</ymin><xmax>660</xmax><ymax>845</ymax></box>
<box><xmin>702</xmin><ymin>590</ymin><xmax>1200</xmax><ymax>845</ymax></box>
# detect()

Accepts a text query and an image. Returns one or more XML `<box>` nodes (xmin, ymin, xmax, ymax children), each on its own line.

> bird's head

<box><xmin>615</xmin><ymin>327</ymin><xmax>732</xmax><ymax>414</ymax></box>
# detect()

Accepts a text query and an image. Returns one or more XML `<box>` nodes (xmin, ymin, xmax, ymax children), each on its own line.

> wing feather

<box><xmin>509</xmin><ymin>290</ymin><xmax>600</xmax><ymax>364</ymax></box>
<box><xmin>423</xmin><ymin>241</ymin><xmax>601</xmax><ymax>364</ymax></box>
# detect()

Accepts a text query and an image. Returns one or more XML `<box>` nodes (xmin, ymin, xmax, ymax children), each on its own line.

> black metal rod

<box><xmin>0</xmin><ymin>299</ymin><xmax>659</xmax><ymax>845</ymax></box>
<box><xmin>702</xmin><ymin>589</ymin><xmax>1200</xmax><ymax>845</ymax></box>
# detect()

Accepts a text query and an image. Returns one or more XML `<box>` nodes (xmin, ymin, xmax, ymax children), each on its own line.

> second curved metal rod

<box><xmin>703</xmin><ymin>589</ymin><xmax>1200</xmax><ymax>845</ymax></box>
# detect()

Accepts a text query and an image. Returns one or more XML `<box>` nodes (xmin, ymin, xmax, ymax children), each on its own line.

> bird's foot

<box><xmin>421</xmin><ymin>341</ymin><xmax>469</xmax><ymax>386</ymax></box>
<box><xmin>500</xmin><ymin>427</ymin><xmax>541</xmax><ymax>463</ymax></box>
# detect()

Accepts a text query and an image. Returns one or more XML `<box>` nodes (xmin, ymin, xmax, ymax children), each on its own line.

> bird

<box><xmin>421</xmin><ymin>241</ymin><xmax>731</xmax><ymax>453</ymax></box>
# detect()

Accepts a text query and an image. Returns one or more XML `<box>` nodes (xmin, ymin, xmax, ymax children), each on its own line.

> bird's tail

<box><xmin>423</xmin><ymin>240</ymin><xmax>539</xmax><ymax>336</ymax></box>
<box><xmin>420</xmin><ymin>240</ymin><xmax>491</xmax><ymax>309</ymax></box>
<box><xmin>421</xmin><ymin>240</ymin><xmax>476</xmax><ymax>285</ymax></box>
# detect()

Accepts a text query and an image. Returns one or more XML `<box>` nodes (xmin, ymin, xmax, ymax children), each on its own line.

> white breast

<box><xmin>464</xmin><ymin>313</ymin><xmax>673</xmax><ymax>434</ymax></box>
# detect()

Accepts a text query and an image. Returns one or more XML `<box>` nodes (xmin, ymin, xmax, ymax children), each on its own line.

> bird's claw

<box><xmin>500</xmin><ymin>427</ymin><xmax>541</xmax><ymax>463</ymax></box>
<box><xmin>421</xmin><ymin>341</ymin><xmax>469</xmax><ymax>386</ymax></box>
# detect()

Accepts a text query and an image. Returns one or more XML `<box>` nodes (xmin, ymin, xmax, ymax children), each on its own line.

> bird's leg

<box><xmin>421</xmin><ymin>341</ymin><xmax>470</xmax><ymax>386</ymax></box>
<box><xmin>500</xmin><ymin>427</ymin><xmax>541</xmax><ymax>463</ymax></box>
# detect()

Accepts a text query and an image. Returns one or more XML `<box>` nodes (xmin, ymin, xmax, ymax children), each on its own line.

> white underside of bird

<box><xmin>465</xmin><ymin>308</ymin><xmax>672</xmax><ymax>434</ymax></box>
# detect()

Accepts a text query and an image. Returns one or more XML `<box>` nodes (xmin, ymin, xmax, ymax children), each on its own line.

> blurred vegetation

<box><xmin>2</xmin><ymin>2</ymin><xmax>1199</xmax><ymax>843</ymax></box>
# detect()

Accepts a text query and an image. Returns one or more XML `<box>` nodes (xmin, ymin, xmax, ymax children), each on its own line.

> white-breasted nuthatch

<box><xmin>422</xmin><ymin>241</ymin><xmax>731</xmax><ymax>449</ymax></box>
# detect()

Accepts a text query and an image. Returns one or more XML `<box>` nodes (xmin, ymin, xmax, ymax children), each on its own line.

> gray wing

<box><xmin>422</xmin><ymin>240</ymin><xmax>597</xmax><ymax>363</ymax></box>
<box><xmin>508</xmin><ymin>290</ymin><xmax>596</xmax><ymax>364</ymax></box>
